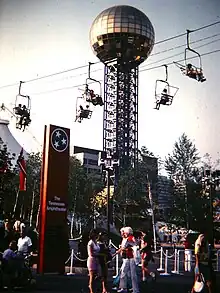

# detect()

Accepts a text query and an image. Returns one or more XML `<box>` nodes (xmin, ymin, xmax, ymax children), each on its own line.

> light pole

<box><xmin>99</xmin><ymin>152</ymin><xmax>119</xmax><ymax>237</ymax></box>
<box><xmin>147</xmin><ymin>180</ymin><xmax>157</xmax><ymax>253</ymax></box>
<box><xmin>202</xmin><ymin>169</ymin><xmax>220</xmax><ymax>247</ymax></box>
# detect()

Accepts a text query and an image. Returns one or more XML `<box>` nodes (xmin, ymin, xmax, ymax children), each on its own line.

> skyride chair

<box><xmin>75</xmin><ymin>62</ymin><xmax>103</xmax><ymax>123</ymax></box>
<box><xmin>154</xmin><ymin>65</ymin><xmax>179</xmax><ymax>110</ymax></box>
<box><xmin>174</xmin><ymin>30</ymin><xmax>206</xmax><ymax>83</ymax></box>
<box><xmin>13</xmin><ymin>81</ymin><xmax>31</xmax><ymax>131</ymax></box>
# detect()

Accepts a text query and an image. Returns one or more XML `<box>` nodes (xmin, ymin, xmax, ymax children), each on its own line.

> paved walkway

<box><xmin>34</xmin><ymin>270</ymin><xmax>220</xmax><ymax>293</ymax></box>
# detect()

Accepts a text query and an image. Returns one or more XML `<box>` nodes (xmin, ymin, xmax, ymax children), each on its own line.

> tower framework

<box><xmin>103</xmin><ymin>62</ymin><xmax>138</xmax><ymax>183</ymax></box>
<box><xmin>90</xmin><ymin>5</ymin><xmax>155</xmax><ymax>187</ymax></box>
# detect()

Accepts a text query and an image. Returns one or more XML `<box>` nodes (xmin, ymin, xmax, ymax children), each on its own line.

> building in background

<box><xmin>157</xmin><ymin>175</ymin><xmax>173</xmax><ymax>219</ymax></box>
<box><xmin>0</xmin><ymin>119</ymin><xmax>28</xmax><ymax>159</ymax></box>
<box><xmin>73</xmin><ymin>146</ymin><xmax>101</xmax><ymax>176</ymax></box>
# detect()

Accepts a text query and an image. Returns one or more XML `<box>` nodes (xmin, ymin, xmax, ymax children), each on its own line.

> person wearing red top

<box><xmin>117</xmin><ymin>227</ymin><xmax>139</xmax><ymax>293</ymax></box>
<box><xmin>140</xmin><ymin>232</ymin><xmax>155</xmax><ymax>281</ymax></box>
<box><xmin>184</xmin><ymin>234</ymin><xmax>193</xmax><ymax>272</ymax></box>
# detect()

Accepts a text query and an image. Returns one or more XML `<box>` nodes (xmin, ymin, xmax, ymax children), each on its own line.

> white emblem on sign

<box><xmin>51</xmin><ymin>128</ymin><xmax>69</xmax><ymax>153</ymax></box>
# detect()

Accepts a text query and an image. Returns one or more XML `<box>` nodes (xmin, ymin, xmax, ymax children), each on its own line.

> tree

<box><xmin>165</xmin><ymin>133</ymin><xmax>200</xmax><ymax>178</ymax></box>
<box><xmin>201</xmin><ymin>152</ymin><xmax>220</xmax><ymax>171</ymax></box>
<box><xmin>113</xmin><ymin>146</ymin><xmax>158</xmax><ymax>229</ymax></box>
<box><xmin>26</xmin><ymin>152</ymin><xmax>42</xmax><ymax>225</ymax></box>
<box><xmin>12</xmin><ymin>152</ymin><xmax>42</xmax><ymax>224</ymax></box>
<box><xmin>139</xmin><ymin>146</ymin><xmax>154</xmax><ymax>158</ymax></box>
<box><xmin>0</xmin><ymin>138</ymin><xmax>17</xmax><ymax>219</ymax></box>
<box><xmin>68</xmin><ymin>156</ymin><xmax>105</xmax><ymax>236</ymax></box>
<box><xmin>164</xmin><ymin>133</ymin><xmax>201</xmax><ymax>229</ymax></box>
<box><xmin>68</xmin><ymin>156</ymin><xmax>86</xmax><ymax>213</ymax></box>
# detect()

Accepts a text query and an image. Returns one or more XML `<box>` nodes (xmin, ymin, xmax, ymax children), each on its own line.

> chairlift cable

<box><xmin>29</xmin><ymin>48</ymin><xmax>220</xmax><ymax>96</ymax></box>
<box><xmin>30</xmin><ymin>81</ymin><xmax>99</xmax><ymax>96</ymax></box>
<box><xmin>150</xmin><ymin>32</ymin><xmax>220</xmax><ymax>57</ymax></box>
<box><xmin>23</xmin><ymin>64</ymin><xmax>90</xmax><ymax>84</ymax></box>
<box><xmin>36</xmin><ymin>32</ymin><xmax>220</xmax><ymax>85</ymax></box>
<box><xmin>142</xmin><ymin>37</ymin><xmax>220</xmax><ymax>68</ymax></box>
<box><xmin>0</xmin><ymin>20</ymin><xmax>219</xmax><ymax>90</ymax></box>
<box><xmin>139</xmin><ymin>48</ymin><xmax>220</xmax><ymax>72</ymax></box>
<box><xmin>155</xmin><ymin>20</ymin><xmax>220</xmax><ymax>45</ymax></box>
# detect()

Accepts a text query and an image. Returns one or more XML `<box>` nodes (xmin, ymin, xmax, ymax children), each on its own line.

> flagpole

<box><xmin>148</xmin><ymin>180</ymin><xmax>157</xmax><ymax>253</ymax></box>
<box><xmin>13</xmin><ymin>188</ymin><xmax>20</xmax><ymax>218</ymax></box>
<box><xmin>29</xmin><ymin>180</ymin><xmax>36</xmax><ymax>227</ymax></box>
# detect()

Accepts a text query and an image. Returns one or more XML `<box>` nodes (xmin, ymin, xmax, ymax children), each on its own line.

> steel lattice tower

<box><xmin>90</xmin><ymin>5</ymin><xmax>155</xmax><ymax>183</ymax></box>
<box><xmin>103</xmin><ymin>63</ymin><xmax>138</xmax><ymax>177</ymax></box>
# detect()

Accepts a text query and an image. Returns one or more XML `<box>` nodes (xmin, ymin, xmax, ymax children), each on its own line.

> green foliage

<box><xmin>163</xmin><ymin>133</ymin><xmax>216</xmax><ymax>232</ymax></box>
<box><xmin>114</xmin><ymin>146</ymin><xmax>158</xmax><ymax>227</ymax></box>
<box><xmin>24</xmin><ymin>152</ymin><xmax>42</xmax><ymax>224</ymax></box>
<box><xmin>68</xmin><ymin>156</ymin><xmax>105</xmax><ymax>217</ymax></box>
<box><xmin>0</xmin><ymin>138</ymin><xmax>17</xmax><ymax>219</ymax></box>
<box><xmin>164</xmin><ymin>133</ymin><xmax>200</xmax><ymax>178</ymax></box>
<box><xmin>201</xmin><ymin>153</ymin><xmax>220</xmax><ymax>171</ymax></box>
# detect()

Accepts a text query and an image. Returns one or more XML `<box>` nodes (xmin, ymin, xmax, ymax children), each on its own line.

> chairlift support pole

<box><xmin>88</xmin><ymin>62</ymin><xmax>93</xmax><ymax>80</ymax></box>
<box><xmin>186</xmin><ymin>29</ymin><xmax>192</xmax><ymax>49</ymax></box>
<box><xmin>18</xmin><ymin>81</ymin><xmax>25</xmax><ymax>96</ymax></box>
<box><xmin>185</xmin><ymin>30</ymin><xmax>202</xmax><ymax>69</ymax></box>
<box><xmin>87</xmin><ymin>62</ymin><xmax>102</xmax><ymax>95</ymax></box>
<box><xmin>164</xmin><ymin>64</ymin><xmax>168</xmax><ymax>82</ymax></box>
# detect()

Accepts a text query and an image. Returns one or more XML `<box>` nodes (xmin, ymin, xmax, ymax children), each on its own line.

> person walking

<box><xmin>192</xmin><ymin>233</ymin><xmax>214</xmax><ymax>293</ymax></box>
<box><xmin>140</xmin><ymin>231</ymin><xmax>155</xmax><ymax>281</ymax></box>
<box><xmin>118</xmin><ymin>227</ymin><xmax>139</xmax><ymax>293</ymax></box>
<box><xmin>87</xmin><ymin>229</ymin><xmax>100</xmax><ymax>293</ymax></box>
<box><xmin>97</xmin><ymin>231</ymin><xmax>111</xmax><ymax>293</ymax></box>
<box><xmin>184</xmin><ymin>233</ymin><xmax>193</xmax><ymax>272</ymax></box>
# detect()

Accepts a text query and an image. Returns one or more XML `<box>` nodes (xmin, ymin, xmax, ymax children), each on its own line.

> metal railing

<box><xmin>65</xmin><ymin>239</ymin><xmax>220</xmax><ymax>277</ymax></box>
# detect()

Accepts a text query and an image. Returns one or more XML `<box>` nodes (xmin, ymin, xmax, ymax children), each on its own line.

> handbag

<box><xmin>193</xmin><ymin>273</ymin><xmax>205</xmax><ymax>293</ymax></box>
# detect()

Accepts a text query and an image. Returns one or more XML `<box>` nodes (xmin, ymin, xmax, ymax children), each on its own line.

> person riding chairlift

<box><xmin>85</xmin><ymin>84</ymin><xmax>103</xmax><ymax>107</ymax></box>
<box><xmin>89</xmin><ymin>89</ymin><xmax>104</xmax><ymax>106</ymax></box>
<box><xmin>186</xmin><ymin>63</ymin><xmax>206</xmax><ymax>82</ymax></box>
<box><xmin>14</xmin><ymin>104</ymin><xmax>31</xmax><ymax>131</ymax></box>
<box><xmin>77</xmin><ymin>105</ymin><xmax>91</xmax><ymax>122</ymax></box>
<box><xmin>14</xmin><ymin>104</ymin><xmax>23</xmax><ymax>116</ymax></box>
<box><xmin>17</xmin><ymin>105</ymin><xmax>31</xmax><ymax>131</ymax></box>
<box><xmin>155</xmin><ymin>88</ymin><xmax>172</xmax><ymax>110</ymax></box>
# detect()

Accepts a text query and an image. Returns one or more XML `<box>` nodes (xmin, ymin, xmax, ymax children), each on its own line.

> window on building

<box><xmin>88</xmin><ymin>159</ymin><xmax>98</xmax><ymax>166</ymax></box>
<box><xmin>87</xmin><ymin>168</ymin><xmax>101</xmax><ymax>174</ymax></box>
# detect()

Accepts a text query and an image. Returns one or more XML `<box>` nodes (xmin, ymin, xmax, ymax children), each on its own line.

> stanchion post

<box><xmin>157</xmin><ymin>246</ymin><xmax>164</xmax><ymax>272</ymax></box>
<box><xmin>113</xmin><ymin>254</ymin><xmax>119</xmax><ymax>278</ymax></box>
<box><xmin>216</xmin><ymin>250</ymin><xmax>220</xmax><ymax>272</ymax></box>
<box><xmin>171</xmin><ymin>249</ymin><xmax>178</xmax><ymax>274</ymax></box>
<box><xmin>160</xmin><ymin>250</ymin><xmax>170</xmax><ymax>276</ymax></box>
<box><xmin>67</xmin><ymin>249</ymin><xmax>75</xmax><ymax>276</ymax></box>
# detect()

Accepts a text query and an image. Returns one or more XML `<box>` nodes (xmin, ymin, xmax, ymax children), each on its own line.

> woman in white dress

<box><xmin>87</xmin><ymin>229</ymin><xmax>100</xmax><ymax>293</ymax></box>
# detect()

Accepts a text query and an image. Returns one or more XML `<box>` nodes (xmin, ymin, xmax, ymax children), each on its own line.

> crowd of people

<box><xmin>0</xmin><ymin>219</ymin><xmax>37</xmax><ymax>288</ymax></box>
<box><xmin>0</xmin><ymin>219</ymin><xmax>217</xmax><ymax>293</ymax></box>
<box><xmin>86</xmin><ymin>227</ymin><xmax>217</xmax><ymax>293</ymax></box>
<box><xmin>86</xmin><ymin>227</ymin><xmax>155</xmax><ymax>293</ymax></box>
<box><xmin>0</xmin><ymin>219</ymin><xmax>37</xmax><ymax>253</ymax></box>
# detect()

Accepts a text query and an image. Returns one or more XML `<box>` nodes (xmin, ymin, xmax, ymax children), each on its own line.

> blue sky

<box><xmin>0</xmin><ymin>0</ymin><xmax>219</xmax><ymax>163</ymax></box>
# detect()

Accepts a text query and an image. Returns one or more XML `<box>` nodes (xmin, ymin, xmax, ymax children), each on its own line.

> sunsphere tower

<box><xmin>90</xmin><ymin>5</ymin><xmax>155</xmax><ymax>183</ymax></box>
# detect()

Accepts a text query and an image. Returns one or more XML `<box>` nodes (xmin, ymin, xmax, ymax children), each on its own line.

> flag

<box><xmin>17</xmin><ymin>148</ymin><xmax>26</xmax><ymax>191</ymax></box>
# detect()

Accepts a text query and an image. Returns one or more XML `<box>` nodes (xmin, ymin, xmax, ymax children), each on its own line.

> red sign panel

<box><xmin>38</xmin><ymin>125</ymin><xmax>70</xmax><ymax>273</ymax></box>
